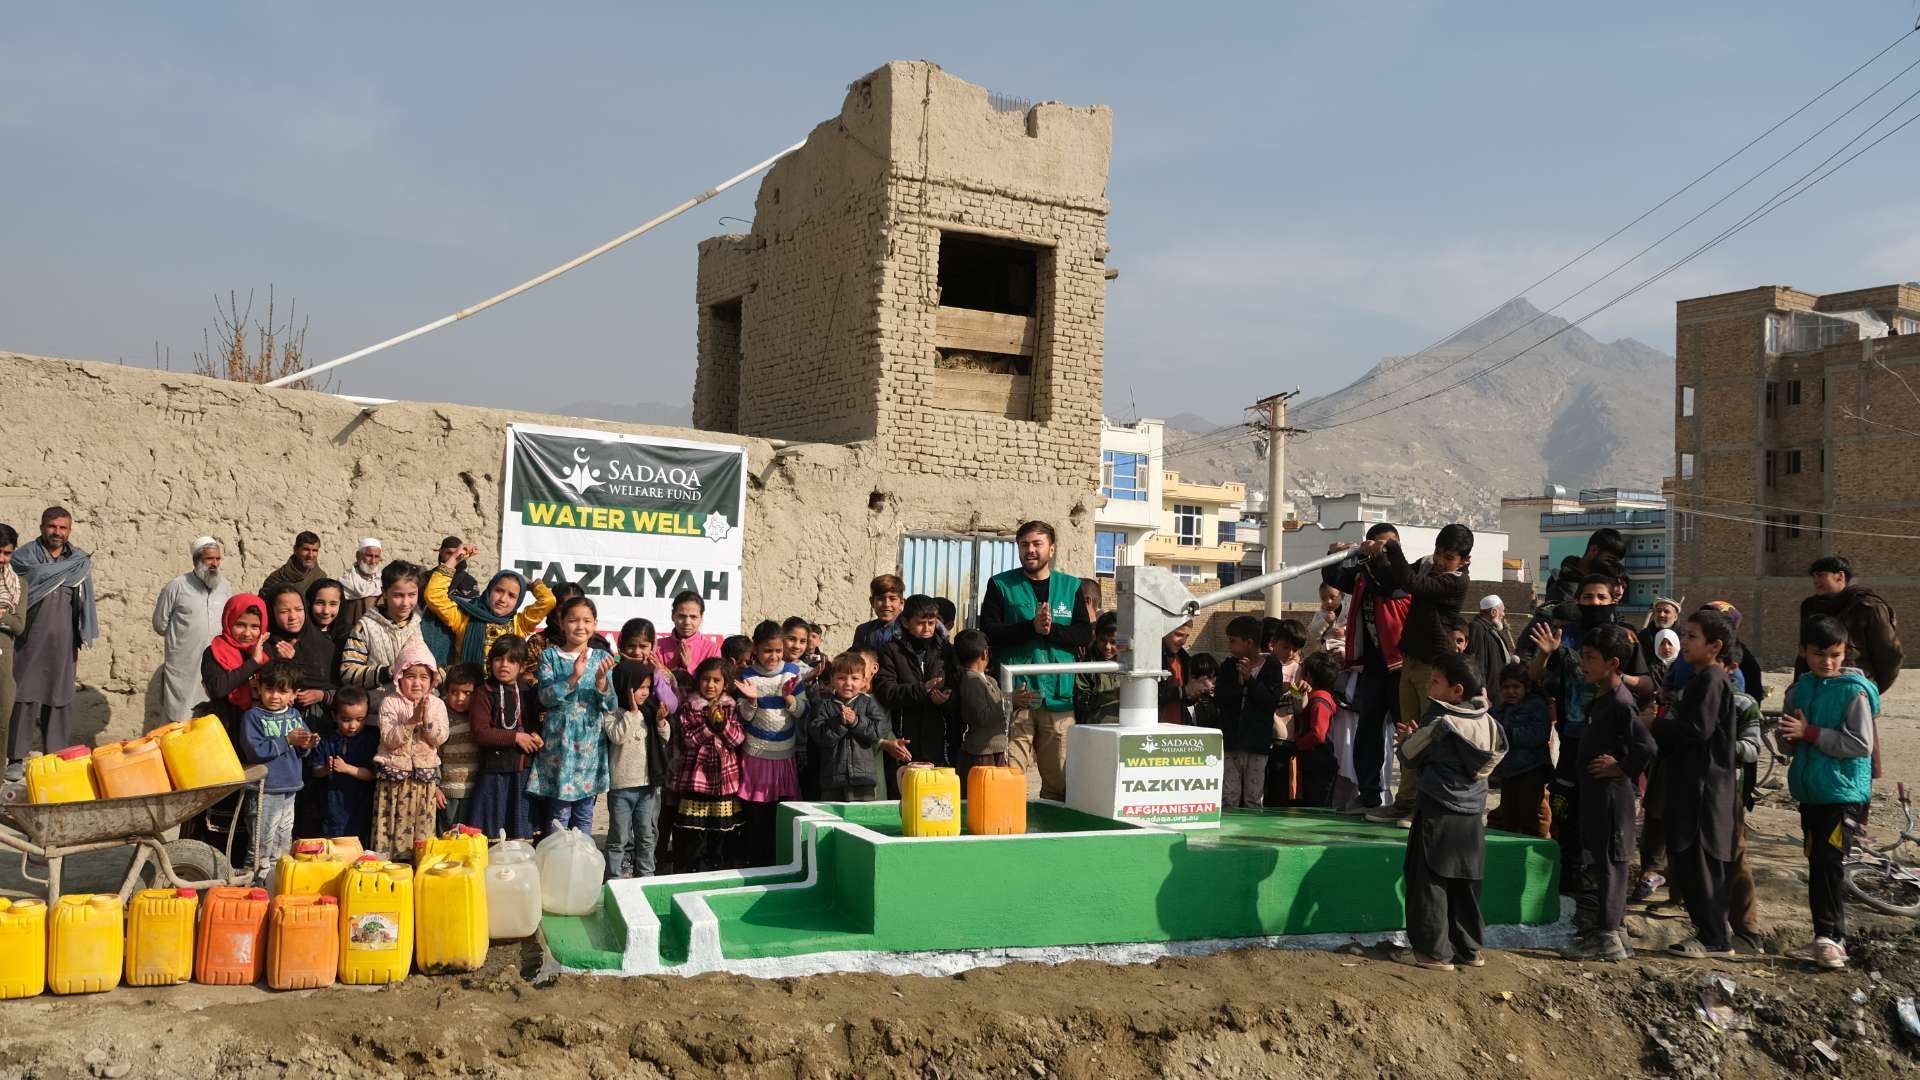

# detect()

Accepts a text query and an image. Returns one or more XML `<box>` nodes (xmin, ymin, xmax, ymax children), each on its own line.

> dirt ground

<box><xmin>3</xmin><ymin>673</ymin><xmax>1920</xmax><ymax>1079</ymax></box>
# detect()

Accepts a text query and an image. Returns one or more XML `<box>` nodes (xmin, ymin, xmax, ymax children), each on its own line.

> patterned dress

<box><xmin>528</xmin><ymin>647</ymin><xmax>614</xmax><ymax>804</ymax></box>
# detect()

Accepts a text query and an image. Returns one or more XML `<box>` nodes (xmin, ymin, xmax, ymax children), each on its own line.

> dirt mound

<box><xmin>6</xmin><ymin>924</ymin><xmax>1920</xmax><ymax>1079</ymax></box>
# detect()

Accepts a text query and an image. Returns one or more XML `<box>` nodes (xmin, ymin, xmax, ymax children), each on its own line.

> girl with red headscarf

<box><xmin>200</xmin><ymin>593</ymin><xmax>268</xmax><ymax>736</ymax></box>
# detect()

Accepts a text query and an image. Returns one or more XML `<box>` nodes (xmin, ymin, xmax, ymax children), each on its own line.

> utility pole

<box><xmin>1253</xmin><ymin>391</ymin><xmax>1300</xmax><ymax>616</ymax></box>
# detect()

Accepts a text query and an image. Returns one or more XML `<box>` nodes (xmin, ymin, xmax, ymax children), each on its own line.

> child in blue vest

<box><xmin>1779</xmin><ymin>614</ymin><xmax>1881</xmax><ymax>971</ymax></box>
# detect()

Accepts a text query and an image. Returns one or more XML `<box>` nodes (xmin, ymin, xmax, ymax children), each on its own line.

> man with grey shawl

<box><xmin>9</xmin><ymin>507</ymin><xmax>98</xmax><ymax>777</ymax></box>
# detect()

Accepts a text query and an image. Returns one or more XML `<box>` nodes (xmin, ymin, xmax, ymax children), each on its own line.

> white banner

<box><xmin>500</xmin><ymin>423</ymin><xmax>748</xmax><ymax>636</ymax></box>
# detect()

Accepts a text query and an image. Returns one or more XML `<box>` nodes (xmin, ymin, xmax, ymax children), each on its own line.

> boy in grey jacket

<box><xmin>807</xmin><ymin>653</ymin><xmax>889</xmax><ymax>801</ymax></box>
<box><xmin>1397</xmin><ymin>652</ymin><xmax>1507</xmax><ymax>972</ymax></box>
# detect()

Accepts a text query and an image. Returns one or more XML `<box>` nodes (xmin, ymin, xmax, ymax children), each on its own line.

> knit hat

<box><xmin>1651</xmin><ymin>596</ymin><xmax>1681</xmax><ymax>612</ymax></box>
<box><xmin>1478</xmin><ymin>594</ymin><xmax>1503</xmax><ymax>611</ymax></box>
<box><xmin>1700</xmin><ymin>599</ymin><xmax>1743</xmax><ymax>630</ymax></box>
<box><xmin>390</xmin><ymin>638</ymin><xmax>437</xmax><ymax>683</ymax></box>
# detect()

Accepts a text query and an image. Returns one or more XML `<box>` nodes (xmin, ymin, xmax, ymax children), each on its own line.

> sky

<box><xmin>5</xmin><ymin>2</ymin><xmax>1920</xmax><ymax>425</ymax></box>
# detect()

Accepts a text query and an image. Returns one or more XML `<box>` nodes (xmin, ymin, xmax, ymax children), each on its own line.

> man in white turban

<box><xmin>151</xmin><ymin>535</ymin><xmax>233</xmax><ymax>724</ymax></box>
<box><xmin>338</xmin><ymin>537</ymin><xmax>384</xmax><ymax>628</ymax></box>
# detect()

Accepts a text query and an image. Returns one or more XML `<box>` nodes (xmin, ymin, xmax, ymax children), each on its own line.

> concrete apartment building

<box><xmin>1149</xmin><ymin>472</ymin><xmax>1246</xmax><ymax>585</ymax></box>
<box><xmin>1502</xmin><ymin>486</ymin><xmax>1669</xmax><ymax>611</ymax></box>
<box><xmin>1092</xmin><ymin>417</ymin><xmax>1248</xmax><ymax>587</ymax></box>
<box><xmin>1672</xmin><ymin>282</ymin><xmax>1920</xmax><ymax>662</ymax></box>
<box><xmin>1095</xmin><ymin>417</ymin><xmax>1165</xmax><ymax>577</ymax></box>
<box><xmin>695</xmin><ymin>61</ymin><xmax>1115</xmax><ymax>618</ymax></box>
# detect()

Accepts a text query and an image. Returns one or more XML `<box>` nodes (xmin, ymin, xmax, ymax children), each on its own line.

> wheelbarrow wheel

<box><xmin>139</xmin><ymin>839</ymin><xmax>231</xmax><ymax>891</ymax></box>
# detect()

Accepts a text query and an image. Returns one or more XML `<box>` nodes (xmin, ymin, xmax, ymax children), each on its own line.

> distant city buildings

<box><xmin>1500</xmin><ymin>486</ymin><xmax>1668</xmax><ymax>613</ymax></box>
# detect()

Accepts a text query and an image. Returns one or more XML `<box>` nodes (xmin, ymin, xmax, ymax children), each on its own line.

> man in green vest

<box><xmin>979</xmin><ymin>521</ymin><xmax>1096</xmax><ymax>800</ymax></box>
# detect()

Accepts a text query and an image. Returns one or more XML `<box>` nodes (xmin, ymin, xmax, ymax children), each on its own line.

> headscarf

<box><xmin>263</xmin><ymin>586</ymin><xmax>333</xmax><ymax>693</ymax></box>
<box><xmin>1653</xmin><ymin>628</ymin><xmax>1680</xmax><ymax>660</ymax></box>
<box><xmin>613</xmin><ymin>659</ymin><xmax>659</xmax><ymax>716</ymax></box>
<box><xmin>208</xmin><ymin>593</ymin><xmax>267</xmax><ymax>709</ymax></box>
<box><xmin>13</xmin><ymin>537</ymin><xmax>98</xmax><ymax>644</ymax></box>
<box><xmin>451</xmin><ymin>570</ymin><xmax>528</xmax><ymax>665</ymax></box>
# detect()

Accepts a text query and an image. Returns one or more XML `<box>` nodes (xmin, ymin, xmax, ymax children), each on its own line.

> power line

<box><xmin>1667</xmin><ymin>491</ymin><xmax>1920</xmax><ymax>528</ymax></box>
<box><xmin>1680</xmin><ymin>505</ymin><xmax>1920</xmax><ymax>541</ymax></box>
<box><xmin>1302</xmin><ymin>37</ymin><xmax>1920</xmax><ymax>427</ymax></box>
<box><xmin>1305</xmin><ymin>97</ymin><xmax>1920</xmax><ymax>433</ymax></box>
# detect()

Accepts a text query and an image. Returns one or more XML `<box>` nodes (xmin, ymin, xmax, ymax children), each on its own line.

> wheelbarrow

<box><xmin>0</xmin><ymin>765</ymin><xmax>267</xmax><ymax>901</ymax></box>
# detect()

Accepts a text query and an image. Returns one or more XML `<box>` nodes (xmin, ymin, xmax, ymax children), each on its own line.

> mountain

<box><xmin>546</xmin><ymin>399</ymin><xmax>694</xmax><ymax>426</ymax></box>
<box><xmin>1163</xmin><ymin>298</ymin><xmax>1673</xmax><ymax>529</ymax></box>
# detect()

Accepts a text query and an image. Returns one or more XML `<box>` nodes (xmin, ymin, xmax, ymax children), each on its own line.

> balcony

<box><xmin>1162</xmin><ymin>473</ymin><xmax>1246</xmax><ymax>504</ymax></box>
<box><xmin>1621</xmin><ymin>553</ymin><xmax>1665</xmax><ymax>571</ymax></box>
<box><xmin>1540</xmin><ymin>510</ymin><xmax>1666</xmax><ymax>532</ymax></box>
<box><xmin>1145</xmin><ymin>536</ymin><xmax>1245</xmax><ymax>564</ymax></box>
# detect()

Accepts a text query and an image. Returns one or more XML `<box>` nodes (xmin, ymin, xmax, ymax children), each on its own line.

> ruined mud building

<box><xmin>1</xmin><ymin>61</ymin><xmax>1117</xmax><ymax>736</ymax></box>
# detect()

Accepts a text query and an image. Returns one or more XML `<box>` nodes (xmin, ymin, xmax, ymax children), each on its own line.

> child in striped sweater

<box><xmin>436</xmin><ymin>663</ymin><xmax>483</xmax><ymax>831</ymax></box>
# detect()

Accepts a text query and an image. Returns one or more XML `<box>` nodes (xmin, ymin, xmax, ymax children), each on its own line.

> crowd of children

<box><xmin>165</xmin><ymin>519</ymin><xmax>1901</xmax><ymax>973</ymax></box>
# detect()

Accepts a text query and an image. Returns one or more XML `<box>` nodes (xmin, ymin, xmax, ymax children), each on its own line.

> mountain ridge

<box><xmin>1162</xmin><ymin>298</ymin><xmax>1674</xmax><ymax>529</ymax></box>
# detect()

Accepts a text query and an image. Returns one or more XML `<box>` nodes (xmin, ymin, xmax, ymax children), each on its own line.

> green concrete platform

<box><xmin>542</xmin><ymin>803</ymin><xmax>1561</xmax><ymax>976</ymax></box>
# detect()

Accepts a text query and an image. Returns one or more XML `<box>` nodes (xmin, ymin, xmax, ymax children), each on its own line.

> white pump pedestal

<box><xmin>1064</xmin><ymin>722</ymin><xmax>1224</xmax><ymax>829</ymax></box>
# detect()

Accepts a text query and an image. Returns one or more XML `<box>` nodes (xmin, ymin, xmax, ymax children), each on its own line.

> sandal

<box><xmin>1667</xmin><ymin>937</ymin><xmax>1736</xmax><ymax>959</ymax></box>
<box><xmin>1397</xmin><ymin>950</ymin><xmax>1456</xmax><ymax>972</ymax></box>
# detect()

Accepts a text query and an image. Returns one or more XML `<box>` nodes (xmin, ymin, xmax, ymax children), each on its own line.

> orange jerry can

<box><xmin>195</xmin><ymin>886</ymin><xmax>269</xmax><ymax>985</ymax></box>
<box><xmin>267</xmin><ymin>894</ymin><xmax>340</xmax><ymax>990</ymax></box>
<box><xmin>966</xmin><ymin>765</ymin><xmax>1028</xmax><ymax>835</ymax></box>
<box><xmin>93</xmin><ymin>737</ymin><xmax>173</xmax><ymax>799</ymax></box>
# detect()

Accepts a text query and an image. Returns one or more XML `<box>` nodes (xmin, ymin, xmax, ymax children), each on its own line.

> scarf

<box><xmin>13</xmin><ymin>538</ymin><xmax>98</xmax><ymax>644</ymax></box>
<box><xmin>268</xmin><ymin>613</ymin><xmax>336</xmax><ymax>693</ymax></box>
<box><xmin>339</xmin><ymin>560</ymin><xmax>382</xmax><ymax>600</ymax></box>
<box><xmin>209</xmin><ymin>593</ymin><xmax>267</xmax><ymax>709</ymax></box>
<box><xmin>452</xmin><ymin>570</ymin><xmax>528</xmax><ymax>664</ymax></box>
<box><xmin>0</xmin><ymin>563</ymin><xmax>20</xmax><ymax>615</ymax></box>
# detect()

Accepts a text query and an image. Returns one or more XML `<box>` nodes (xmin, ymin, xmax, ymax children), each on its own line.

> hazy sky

<box><xmin>6</xmin><ymin>3</ymin><xmax>1919</xmax><ymax>423</ymax></box>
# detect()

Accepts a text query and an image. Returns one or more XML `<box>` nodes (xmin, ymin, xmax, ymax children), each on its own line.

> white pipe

<box><xmin>265</xmin><ymin>140</ymin><xmax>807</xmax><ymax>389</ymax></box>
<box><xmin>332</xmin><ymin>394</ymin><xmax>395</xmax><ymax>407</ymax></box>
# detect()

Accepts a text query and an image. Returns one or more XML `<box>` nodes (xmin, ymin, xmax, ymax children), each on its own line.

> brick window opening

<box><xmin>1786</xmin><ymin>379</ymin><xmax>1803</xmax><ymax>405</ymax></box>
<box><xmin>1677</xmin><ymin>513</ymin><xmax>1695</xmax><ymax>542</ymax></box>
<box><xmin>933</xmin><ymin>232</ymin><xmax>1043</xmax><ymax>420</ymax></box>
<box><xmin>1681</xmin><ymin>385</ymin><xmax>1694</xmax><ymax>417</ymax></box>
<box><xmin>1765</xmin><ymin>381</ymin><xmax>1778</xmax><ymax>418</ymax></box>
<box><xmin>1679</xmin><ymin>452</ymin><xmax>1695</xmax><ymax>480</ymax></box>
<box><xmin>1763</xmin><ymin>450</ymin><xmax>1776</xmax><ymax>487</ymax></box>
<box><xmin>1784</xmin><ymin>449</ymin><xmax>1802</xmax><ymax>475</ymax></box>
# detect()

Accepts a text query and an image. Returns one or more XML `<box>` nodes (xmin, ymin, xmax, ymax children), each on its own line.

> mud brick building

<box><xmin>1671</xmin><ymin>283</ymin><xmax>1920</xmax><ymax>663</ymax></box>
<box><xmin>693</xmin><ymin>61</ymin><xmax>1111</xmax><ymax>488</ymax></box>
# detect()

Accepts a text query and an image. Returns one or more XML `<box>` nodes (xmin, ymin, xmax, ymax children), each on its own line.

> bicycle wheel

<box><xmin>1844</xmin><ymin>861</ymin><xmax>1920</xmax><ymax>917</ymax></box>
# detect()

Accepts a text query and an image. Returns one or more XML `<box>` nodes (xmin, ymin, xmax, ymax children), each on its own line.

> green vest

<box><xmin>987</xmin><ymin>568</ymin><xmax>1081</xmax><ymax>711</ymax></box>
<box><xmin>1786</xmin><ymin>670</ymin><xmax>1880</xmax><ymax>806</ymax></box>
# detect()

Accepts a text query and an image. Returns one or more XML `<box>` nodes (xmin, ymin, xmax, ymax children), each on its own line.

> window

<box><xmin>1902</xmin><ymin>317</ymin><xmax>1919</xmax><ymax>336</ymax></box>
<box><xmin>1679</xmin><ymin>453</ymin><xmax>1695</xmax><ymax>480</ymax></box>
<box><xmin>1786</xmin><ymin>379</ymin><xmax>1803</xmax><ymax>405</ymax></box>
<box><xmin>1765</xmin><ymin>315</ymin><xmax>1782</xmax><ymax>353</ymax></box>
<box><xmin>1094</xmin><ymin>529</ymin><xmax>1124</xmax><ymax>577</ymax></box>
<box><xmin>1217</xmin><ymin>563</ymin><xmax>1238</xmax><ymax>585</ymax></box>
<box><xmin>1172</xmin><ymin>564</ymin><xmax>1202</xmax><ymax>583</ymax></box>
<box><xmin>1173</xmin><ymin>504</ymin><xmax>1202</xmax><ymax>546</ymax></box>
<box><xmin>1101</xmin><ymin>451</ymin><xmax>1148</xmax><ymax>502</ymax></box>
<box><xmin>1677</xmin><ymin>513</ymin><xmax>1695</xmax><ymax>542</ymax></box>
<box><xmin>1784</xmin><ymin>449</ymin><xmax>1802</xmax><ymax>475</ymax></box>
<box><xmin>1819</xmin><ymin>447</ymin><xmax>1826</xmax><ymax>473</ymax></box>
<box><xmin>1681</xmin><ymin>385</ymin><xmax>1695</xmax><ymax>417</ymax></box>
<box><xmin>1765</xmin><ymin>381</ymin><xmax>1778</xmax><ymax>418</ymax></box>
<box><xmin>937</xmin><ymin>234</ymin><xmax>1037</xmax><ymax>316</ymax></box>
<box><xmin>1764</xmin><ymin>450</ymin><xmax>1776</xmax><ymax>487</ymax></box>
<box><xmin>1764</xmin><ymin>516</ymin><xmax>1781</xmax><ymax>553</ymax></box>
<box><xmin>1216</xmin><ymin>519</ymin><xmax>1238</xmax><ymax>544</ymax></box>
